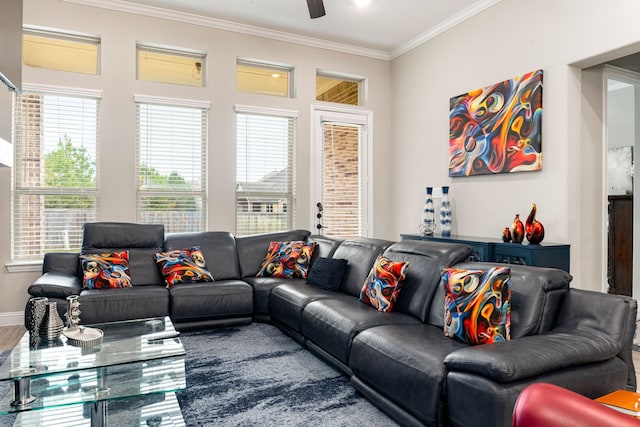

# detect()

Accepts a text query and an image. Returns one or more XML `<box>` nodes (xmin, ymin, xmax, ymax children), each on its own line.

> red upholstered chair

<box><xmin>512</xmin><ymin>383</ymin><xmax>640</xmax><ymax>427</ymax></box>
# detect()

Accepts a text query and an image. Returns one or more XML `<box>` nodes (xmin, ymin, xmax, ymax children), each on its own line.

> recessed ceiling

<box><xmin>66</xmin><ymin>0</ymin><xmax>501</xmax><ymax>59</ymax></box>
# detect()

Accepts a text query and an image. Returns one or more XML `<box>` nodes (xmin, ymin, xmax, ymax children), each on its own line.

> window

<box><xmin>23</xmin><ymin>26</ymin><xmax>100</xmax><ymax>75</ymax></box>
<box><xmin>236</xmin><ymin>106</ymin><xmax>296</xmax><ymax>236</ymax></box>
<box><xmin>237</xmin><ymin>59</ymin><xmax>293</xmax><ymax>97</ymax></box>
<box><xmin>316</xmin><ymin>71</ymin><xmax>364</xmax><ymax>105</ymax></box>
<box><xmin>137</xmin><ymin>43</ymin><xmax>206</xmax><ymax>87</ymax></box>
<box><xmin>13</xmin><ymin>87</ymin><xmax>100</xmax><ymax>260</ymax></box>
<box><xmin>136</xmin><ymin>95</ymin><xmax>209</xmax><ymax>233</ymax></box>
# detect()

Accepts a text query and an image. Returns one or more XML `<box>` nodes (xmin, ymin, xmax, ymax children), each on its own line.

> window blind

<box><xmin>135</xmin><ymin>97</ymin><xmax>208</xmax><ymax>233</ymax></box>
<box><xmin>12</xmin><ymin>90</ymin><xmax>100</xmax><ymax>260</ymax></box>
<box><xmin>321</xmin><ymin>122</ymin><xmax>362</xmax><ymax>238</ymax></box>
<box><xmin>235</xmin><ymin>107</ymin><xmax>296</xmax><ymax>236</ymax></box>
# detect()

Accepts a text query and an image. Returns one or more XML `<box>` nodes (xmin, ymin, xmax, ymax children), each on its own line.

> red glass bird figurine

<box><xmin>525</xmin><ymin>203</ymin><xmax>545</xmax><ymax>244</ymax></box>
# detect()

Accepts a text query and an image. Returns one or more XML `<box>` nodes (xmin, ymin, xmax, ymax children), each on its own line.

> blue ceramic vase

<box><xmin>440</xmin><ymin>186</ymin><xmax>452</xmax><ymax>237</ymax></box>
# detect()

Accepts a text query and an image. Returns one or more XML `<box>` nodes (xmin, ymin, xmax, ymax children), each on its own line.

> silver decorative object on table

<box><xmin>40</xmin><ymin>301</ymin><xmax>64</xmax><ymax>341</ymax></box>
<box><xmin>65</xmin><ymin>295</ymin><xmax>81</xmax><ymax>329</ymax></box>
<box><xmin>62</xmin><ymin>295</ymin><xmax>104</xmax><ymax>353</ymax></box>
<box><xmin>26</xmin><ymin>297</ymin><xmax>49</xmax><ymax>346</ymax></box>
<box><xmin>63</xmin><ymin>326</ymin><xmax>104</xmax><ymax>350</ymax></box>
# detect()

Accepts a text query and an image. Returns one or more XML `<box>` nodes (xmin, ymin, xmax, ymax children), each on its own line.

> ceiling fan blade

<box><xmin>307</xmin><ymin>0</ymin><xmax>326</xmax><ymax>19</ymax></box>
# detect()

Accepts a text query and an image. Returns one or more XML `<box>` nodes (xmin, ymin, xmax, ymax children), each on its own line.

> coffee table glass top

<box><xmin>0</xmin><ymin>317</ymin><xmax>184</xmax><ymax>381</ymax></box>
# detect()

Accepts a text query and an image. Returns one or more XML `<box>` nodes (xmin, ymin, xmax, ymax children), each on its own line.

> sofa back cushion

<box><xmin>428</xmin><ymin>261</ymin><xmax>570</xmax><ymax>338</ymax></box>
<box><xmin>235</xmin><ymin>230</ymin><xmax>312</xmax><ymax>277</ymax></box>
<box><xmin>332</xmin><ymin>237</ymin><xmax>392</xmax><ymax>297</ymax></box>
<box><xmin>82</xmin><ymin>222</ymin><xmax>164</xmax><ymax>286</ymax></box>
<box><xmin>307</xmin><ymin>234</ymin><xmax>343</xmax><ymax>261</ymax></box>
<box><xmin>383</xmin><ymin>240</ymin><xmax>473</xmax><ymax>322</ymax></box>
<box><xmin>164</xmin><ymin>231</ymin><xmax>240</xmax><ymax>280</ymax></box>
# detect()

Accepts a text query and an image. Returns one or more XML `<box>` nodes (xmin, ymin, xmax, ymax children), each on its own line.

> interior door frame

<box><xmin>310</xmin><ymin>103</ymin><xmax>373</xmax><ymax>237</ymax></box>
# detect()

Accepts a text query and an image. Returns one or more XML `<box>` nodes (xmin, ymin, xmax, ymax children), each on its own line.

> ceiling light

<box><xmin>354</xmin><ymin>0</ymin><xmax>371</xmax><ymax>7</ymax></box>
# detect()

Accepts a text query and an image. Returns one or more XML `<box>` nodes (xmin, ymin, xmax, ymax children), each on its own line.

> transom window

<box><xmin>135</xmin><ymin>95</ymin><xmax>209</xmax><ymax>232</ymax></box>
<box><xmin>137</xmin><ymin>43</ymin><xmax>206</xmax><ymax>87</ymax></box>
<box><xmin>23</xmin><ymin>26</ymin><xmax>100</xmax><ymax>75</ymax></box>
<box><xmin>316</xmin><ymin>71</ymin><xmax>364</xmax><ymax>106</ymax></box>
<box><xmin>237</xmin><ymin>59</ymin><xmax>293</xmax><ymax>98</ymax></box>
<box><xmin>13</xmin><ymin>87</ymin><xmax>100</xmax><ymax>260</ymax></box>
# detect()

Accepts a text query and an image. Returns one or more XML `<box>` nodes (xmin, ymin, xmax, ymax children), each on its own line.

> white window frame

<box><xmin>12</xmin><ymin>84</ymin><xmax>101</xmax><ymax>262</ymax></box>
<box><xmin>310</xmin><ymin>104</ymin><xmax>373</xmax><ymax>237</ymax></box>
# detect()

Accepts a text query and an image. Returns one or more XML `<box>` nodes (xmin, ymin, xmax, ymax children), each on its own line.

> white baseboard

<box><xmin>0</xmin><ymin>311</ymin><xmax>24</xmax><ymax>326</ymax></box>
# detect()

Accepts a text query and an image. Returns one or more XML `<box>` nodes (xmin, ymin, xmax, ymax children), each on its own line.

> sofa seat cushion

<box><xmin>243</xmin><ymin>277</ymin><xmax>305</xmax><ymax>315</ymax></box>
<box><xmin>350</xmin><ymin>323</ymin><xmax>467</xmax><ymax>426</ymax></box>
<box><xmin>169</xmin><ymin>279</ymin><xmax>253</xmax><ymax>321</ymax></box>
<box><xmin>301</xmin><ymin>297</ymin><xmax>421</xmax><ymax>364</ymax></box>
<box><xmin>79</xmin><ymin>285</ymin><xmax>169</xmax><ymax>324</ymax></box>
<box><xmin>268</xmin><ymin>282</ymin><xmax>338</xmax><ymax>333</ymax></box>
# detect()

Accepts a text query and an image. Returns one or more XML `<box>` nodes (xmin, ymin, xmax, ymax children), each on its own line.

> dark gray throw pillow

<box><xmin>306</xmin><ymin>257</ymin><xmax>348</xmax><ymax>291</ymax></box>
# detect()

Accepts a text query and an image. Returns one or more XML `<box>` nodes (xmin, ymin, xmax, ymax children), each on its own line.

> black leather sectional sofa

<box><xmin>27</xmin><ymin>222</ymin><xmax>638</xmax><ymax>427</ymax></box>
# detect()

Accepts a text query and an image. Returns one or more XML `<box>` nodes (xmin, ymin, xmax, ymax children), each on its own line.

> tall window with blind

<box><xmin>136</xmin><ymin>96</ymin><xmax>208</xmax><ymax>233</ymax></box>
<box><xmin>12</xmin><ymin>89</ymin><xmax>100</xmax><ymax>260</ymax></box>
<box><xmin>236</xmin><ymin>107</ymin><xmax>296</xmax><ymax>236</ymax></box>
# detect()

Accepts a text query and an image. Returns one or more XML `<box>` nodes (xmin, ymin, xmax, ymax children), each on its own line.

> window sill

<box><xmin>6</xmin><ymin>261</ymin><xmax>42</xmax><ymax>273</ymax></box>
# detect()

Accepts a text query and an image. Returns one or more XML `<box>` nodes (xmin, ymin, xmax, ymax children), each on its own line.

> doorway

<box><xmin>311</xmin><ymin>106</ymin><xmax>372</xmax><ymax>238</ymax></box>
<box><xmin>605</xmin><ymin>66</ymin><xmax>640</xmax><ymax>297</ymax></box>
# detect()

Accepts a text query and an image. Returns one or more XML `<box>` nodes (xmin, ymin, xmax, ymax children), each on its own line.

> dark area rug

<box><xmin>177</xmin><ymin>323</ymin><xmax>398</xmax><ymax>426</ymax></box>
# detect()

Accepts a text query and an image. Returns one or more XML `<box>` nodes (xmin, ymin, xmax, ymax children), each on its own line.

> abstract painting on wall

<box><xmin>449</xmin><ymin>69</ymin><xmax>543</xmax><ymax>176</ymax></box>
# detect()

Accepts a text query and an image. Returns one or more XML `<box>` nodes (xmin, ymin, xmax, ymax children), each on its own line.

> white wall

<box><xmin>390</xmin><ymin>0</ymin><xmax>640</xmax><ymax>292</ymax></box>
<box><xmin>0</xmin><ymin>0</ymin><xmax>392</xmax><ymax>319</ymax></box>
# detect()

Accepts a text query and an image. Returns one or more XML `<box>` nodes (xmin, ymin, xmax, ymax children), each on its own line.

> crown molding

<box><xmin>62</xmin><ymin>0</ymin><xmax>500</xmax><ymax>62</ymax></box>
<box><xmin>391</xmin><ymin>0</ymin><xmax>502</xmax><ymax>59</ymax></box>
<box><xmin>61</xmin><ymin>0</ymin><xmax>391</xmax><ymax>60</ymax></box>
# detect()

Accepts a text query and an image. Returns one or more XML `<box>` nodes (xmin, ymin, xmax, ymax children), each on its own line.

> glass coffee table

<box><xmin>0</xmin><ymin>316</ymin><xmax>186</xmax><ymax>426</ymax></box>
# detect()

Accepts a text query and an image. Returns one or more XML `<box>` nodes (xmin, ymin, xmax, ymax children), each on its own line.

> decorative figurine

<box><xmin>525</xmin><ymin>203</ymin><xmax>545</xmax><ymax>244</ymax></box>
<box><xmin>502</xmin><ymin>227</ymin><xmax>512</xmax><ymax>243</ymax></box>
<box><xmin>511</xmin><ymin>214</ymin><xmax>524</xmax><ymax>244</ymax></box>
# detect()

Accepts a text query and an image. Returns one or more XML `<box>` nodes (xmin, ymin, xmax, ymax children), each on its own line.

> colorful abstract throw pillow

<box><xmin>359</xmin><ymin>255</ymin><xmax>409</xmax><ymax>312</ymax></box>
<box><xmin>442</xmin><ymin>266</ymin><xmax>511</xmax><ymax>345</ymax></box>
<box><xmin>154</xmin><ymin>246</ymin><xmax>214</xmax><ymax>288</ymax></box>
<box><xmin>256</xmin><ymin>241</ymin><xmax>316</xmax><ymax>279</ymax></box>
<box><xmin>80</xmin><ymin>251</ymin><xmax>132</xmax><ymax>289</ymax></box>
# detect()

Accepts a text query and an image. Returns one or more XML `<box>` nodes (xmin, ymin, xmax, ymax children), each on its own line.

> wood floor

<box><xmin>0</xmin><ymin>325</ymin><xmax>26</xmax><ymax>353</ymax></box>
<box><xmin>1</xmin><ymin>325</ymin><xmax>640</xmax><ymax>392</ymax></box>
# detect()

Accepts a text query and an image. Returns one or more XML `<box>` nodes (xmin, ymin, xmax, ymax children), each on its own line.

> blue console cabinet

<box><xmin>400</xmin><ymin>233</ymin><xmax>570</xmax><ymax>272</ymax></box>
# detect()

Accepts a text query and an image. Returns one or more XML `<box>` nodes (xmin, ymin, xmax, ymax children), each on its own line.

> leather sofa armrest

<box><xmin>28</xmin><ymin>272</ymin><xmax>82</xmax><ymax>299</ymax></box>
<box><xmin>444</xmin><ymin>330</ymin><xmax>621</xmax><ymax>383</ymax></box>
<box><xmin>42</xmin><ymin>252</ymin><xmax>80</xmax><ymax>276</ymax></box>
